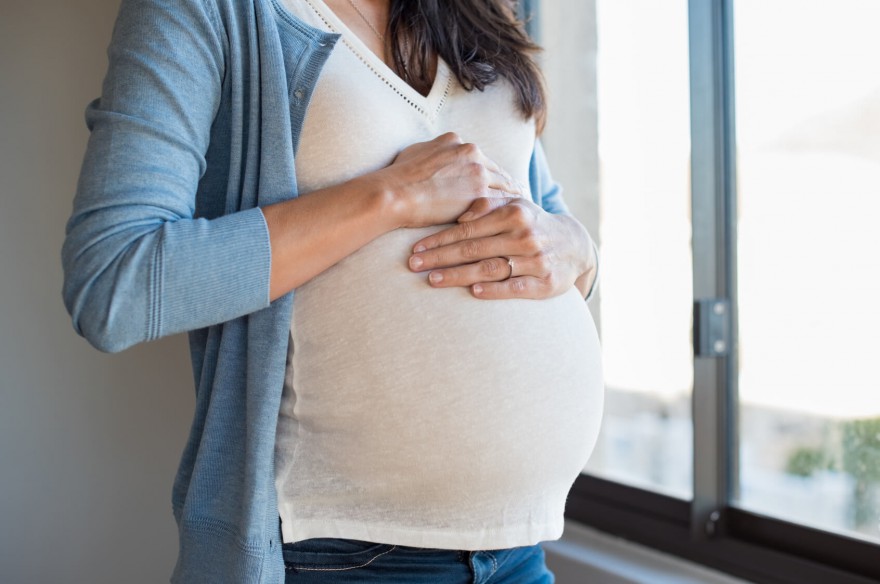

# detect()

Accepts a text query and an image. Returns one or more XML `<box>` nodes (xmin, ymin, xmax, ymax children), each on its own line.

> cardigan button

<box><xmin>294</xmin><ymin>89</ymin><xmax>304</xmax><ymax>100</ymax></box>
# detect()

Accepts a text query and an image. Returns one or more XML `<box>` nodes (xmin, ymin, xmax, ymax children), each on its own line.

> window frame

<box><xmin>542</xmin><ymin>0</ymin><xmax>880</xmax><ymax>582</ymax></box>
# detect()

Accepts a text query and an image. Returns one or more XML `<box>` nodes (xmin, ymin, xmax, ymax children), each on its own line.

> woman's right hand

<box><xmin>261</xmin><ymin>133</ymin><xmax>523</xmax><ymax>301</ymax></box>
<box><xmin>370</xmin><ymin>132</ymin><xmax>523</xmax><ymax>228</ymax></box>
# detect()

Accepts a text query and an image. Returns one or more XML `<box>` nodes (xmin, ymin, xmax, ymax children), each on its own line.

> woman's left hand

<box><xmin>407</xmin><ymin>197</ymin><xmax>598</xmax><ymax>299</ymax></box>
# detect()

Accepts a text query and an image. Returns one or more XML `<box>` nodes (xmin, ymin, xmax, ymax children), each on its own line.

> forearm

<box><xmin>263</xmin><ymin>175</ymin><xmax>399</xmax><ymax>301</ymax></box>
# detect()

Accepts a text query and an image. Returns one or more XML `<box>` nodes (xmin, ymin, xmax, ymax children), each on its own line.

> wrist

<box><xmin>554</xmin><ymin>213</ymin><xmax>594</xmax><ymax>276</ymax></box>
<box><xmin>358</xmin><ymin>172</ymin><xmax>408</xmax><ymax>231</ymax></box>
<box><xmin>563</xmin><ymin>216</ymin><xmax>598</xmax><ymax>299</ymax></box>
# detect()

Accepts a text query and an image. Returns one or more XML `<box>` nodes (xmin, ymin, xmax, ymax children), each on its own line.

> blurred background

<box><xmin>575</xmin><ymin>0</ymin><xmax>880</xmax><ymax>542</ymax></box>
<box><xmin>0</xmin><ymin>2</ymin><xmax>193</xmax><ymax>581</ymax></box>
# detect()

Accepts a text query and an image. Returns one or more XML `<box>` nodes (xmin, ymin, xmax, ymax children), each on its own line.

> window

<box><xmin>533</xmin><ymin>1</ymin><xmax>880</xmax><ymax>582</ymax></box>
<box><xmin>734</xmin><ymin>0</ymin><xmax>880</xmax><ymax>543</ymax></box>
<box><xmin>584</xmin><ymin>0</ymin><xmax>694</xmax><ymax>499</ymax></box>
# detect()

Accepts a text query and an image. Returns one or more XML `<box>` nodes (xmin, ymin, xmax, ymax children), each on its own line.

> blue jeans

<box><xmin>282</xmin><ymin>538</ymin><xmax>555</xmax><ymax>583</ymax></box>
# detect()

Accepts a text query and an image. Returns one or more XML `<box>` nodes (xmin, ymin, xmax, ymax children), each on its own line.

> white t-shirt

<box><xmin>275</xmin><ymin>0</ymin><xmax>604</xmax><ymax>550</ymax></box>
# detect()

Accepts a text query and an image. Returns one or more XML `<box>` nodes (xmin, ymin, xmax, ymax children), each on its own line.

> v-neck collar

<box><xmin>305</xmin><ymin>0</ymin><xmax>452</xmax><ymax>120</ymax></box>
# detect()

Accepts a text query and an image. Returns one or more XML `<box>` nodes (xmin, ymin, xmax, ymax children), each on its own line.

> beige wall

<box><xmin>0</xmin><ymin>2</ymin><xmax>193</xmax><ymax>582</ymax></box>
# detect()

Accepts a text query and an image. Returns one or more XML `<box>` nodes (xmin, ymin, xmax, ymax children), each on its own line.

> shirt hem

<box><xmin>279</xmin><ymin>516</ymin><xmax>565</xmax><ymax>551</ymax></box>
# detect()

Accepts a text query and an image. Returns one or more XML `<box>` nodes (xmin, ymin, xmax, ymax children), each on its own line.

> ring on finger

<box><xmin>501</xmin><ymin>256</ymin><xmax>515</xmax><ymax>280</ymax></box>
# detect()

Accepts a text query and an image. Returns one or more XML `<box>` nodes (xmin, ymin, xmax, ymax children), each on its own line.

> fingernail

<box><xmin>429</xmin><ymin>272</ymin><xmax>443</xmax><ymax>284</ymax></box>
<box><xmin>413</xmin><ymin>244</ymin><xmax>426</xmax><ymax>253</ymax></box>
<box><xmin>409</xmin><ymin>256</ymin><xmax>423</xmax><ymax>269</ymax></box>
<box><xmin>472</xmin><ymin>284</ymin><xmax>483</xmax><ymax>295</ymax></box>
<box><xmin>459</xmin><ymin>212</ymin><xmax>475</xmax><ymax>222</ymax></box>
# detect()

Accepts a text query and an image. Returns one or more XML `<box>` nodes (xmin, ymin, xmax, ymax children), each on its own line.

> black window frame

<box><xmin>524</xmin><ymin>0</ymin><xmax>880</xmax><ymax>582</ymax></box>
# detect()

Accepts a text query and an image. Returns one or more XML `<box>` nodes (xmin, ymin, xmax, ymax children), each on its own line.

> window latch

<box><xmin>694</xmin><ymin>298</ymin><xmax>731</xmax><ymax>358</ymax></box>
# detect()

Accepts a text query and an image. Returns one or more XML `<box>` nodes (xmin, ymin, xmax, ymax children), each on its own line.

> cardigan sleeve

<box><xmin>61</xmin><ymin>0</ymin><xmax>273</xmax><ymax>353</ymax></box>
<box><xmin>529</xmin><ymin>139</ymin><xmax>569</xmax><ymax>215</ymax></box>
<box><xmin>529</xmin><ymin>139</ymin><xmax>600</xmax><ymax>302</ymax></box>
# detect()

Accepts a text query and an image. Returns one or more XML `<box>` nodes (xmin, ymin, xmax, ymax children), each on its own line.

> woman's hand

<box><xmin>372</xmin><ymin>132</ymin><xmax>523</xmax><ymax>228</ymax></box>
<box><xmin>407</xmin><ymin>197</ymin><xmax>598</xmax><ymax>299</ymax></box>
<box><xmin>262</xmin><ymin>132</ymin><xmax>522</xmax><ymax>301</ymax></box>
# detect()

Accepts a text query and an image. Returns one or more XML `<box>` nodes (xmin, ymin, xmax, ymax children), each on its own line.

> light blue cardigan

<box><xmin>62</xmin><ymin>0</ymin><xmax>576</xmax><ymax>581</ymax></box>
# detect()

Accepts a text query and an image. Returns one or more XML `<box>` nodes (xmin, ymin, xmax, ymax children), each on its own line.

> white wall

<box><xmin>0</xmin><ymin>2</ymin><xmax>193</xmax><ymax>582</ymax></box>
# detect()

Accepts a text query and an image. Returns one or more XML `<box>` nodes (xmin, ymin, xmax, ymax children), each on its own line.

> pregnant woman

<box><xmin>62</xmin><ymin>1</ymin><xmax>603</xmax><ymax>583</ymax></box>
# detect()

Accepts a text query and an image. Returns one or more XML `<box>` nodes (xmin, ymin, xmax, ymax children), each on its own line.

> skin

<box><xmin>262</xmin><ymin>132</ymin><xmax>520</xmax><ymax>299</ymax></box>
<box><xmin>410</xmin><ymin>196</ymin><xmax>596</xmax><ymax>299</ymax></box>
<box><xmin>262</xmin><ymin>0</ymin><xmax>598</xmax><ymax>302</ymax></box>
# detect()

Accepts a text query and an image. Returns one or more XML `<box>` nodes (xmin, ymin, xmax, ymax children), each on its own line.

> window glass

<box><xmin>585</xmin><ymin>0</ymin><xmax>694</xmax><ymax>497</ymax></box>
<box><xmin>734</xmin><ymin>0</ymin><xmax>880</xmax><ymax>540</ymax></box>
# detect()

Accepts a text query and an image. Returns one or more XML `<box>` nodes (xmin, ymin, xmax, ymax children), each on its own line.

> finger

<box><xmin>471</xmin><ymin>165</ymin><xmax>520</xmax><ymax>199</ymax></box>
<box><xmin>455</xmin><ymin>141</ymin><xmax>499</xmax><ymax>173</ymax></box>
<box><xmin>486</xmin><ymin>167</ymin><xmax>523</xmax><ymax>197</ymax></box>
<box><xmin>471</xmin><ymin>276</ymin><xmax>553</xmax><ymax>300</ymax></box>
<box><xmin>426</xmin><ymin>257</ymin><xmax>513</xmax><ymax>288</ymax></box>
<box><xmin>477</xmin><ymin>155</ymin><xmax>524</xmax><ymax>197</ymax></box>
<box><xmin>458</xmin><ymin>197</ymin><xmax>516</xmax><ymax>223</ymax></box>
<box><xmin>410</xmin><ymin>234</ymin><xmax>506</xmax><ymax>271</ymax></box>
<box><xmin>413</xmin><ymin>199</ymin><xmax>537</xmax><ymax>255</ymax></box>
<box><xmin>411</xmin><ymin>209</ymin><xmax>509</xmax><ymax>256</ymax></box>
<box><xmin>454</xmin><ymin>142</ymin><xmax>521</xmax><ymax>197</ymax></box>
<box><xmin>436</xmin><ymin>131</ymin><xmax>463</xmax><ymax>145</ymax></box>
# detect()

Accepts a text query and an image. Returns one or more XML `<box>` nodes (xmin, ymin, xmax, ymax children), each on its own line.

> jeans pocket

<box><xmin>282</xmin><ymin>538</ymin><xmax>396</xmax><ymax>572</ymax></box>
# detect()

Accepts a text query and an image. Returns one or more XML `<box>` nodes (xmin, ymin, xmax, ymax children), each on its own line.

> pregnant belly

<box><xmin>288</xmin><ymin>226</ymin><xmax>604</xmax><ymax>507</ymax></box>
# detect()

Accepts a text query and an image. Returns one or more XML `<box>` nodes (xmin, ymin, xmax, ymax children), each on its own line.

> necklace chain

<box><xmin>346</xmin><ymin>0</ymin><xmax>385</xmax><ymax>41</ymax></box>
<box><xmin>345</xmin><ymin>0</ymin><xmax>413</xmax><ymax>80</ymax></box>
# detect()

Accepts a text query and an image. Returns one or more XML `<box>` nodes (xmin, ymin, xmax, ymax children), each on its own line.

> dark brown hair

<box><xmin>387</xmin><ymin>0</ymin><xmax>547</xmax><ymax>134</ymax></box>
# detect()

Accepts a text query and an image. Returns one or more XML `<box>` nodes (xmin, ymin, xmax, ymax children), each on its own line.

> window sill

<box><xmin>543</xmin><ymin>521</ymin><xmax>752</xmax><ymax>584</ymax></box>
